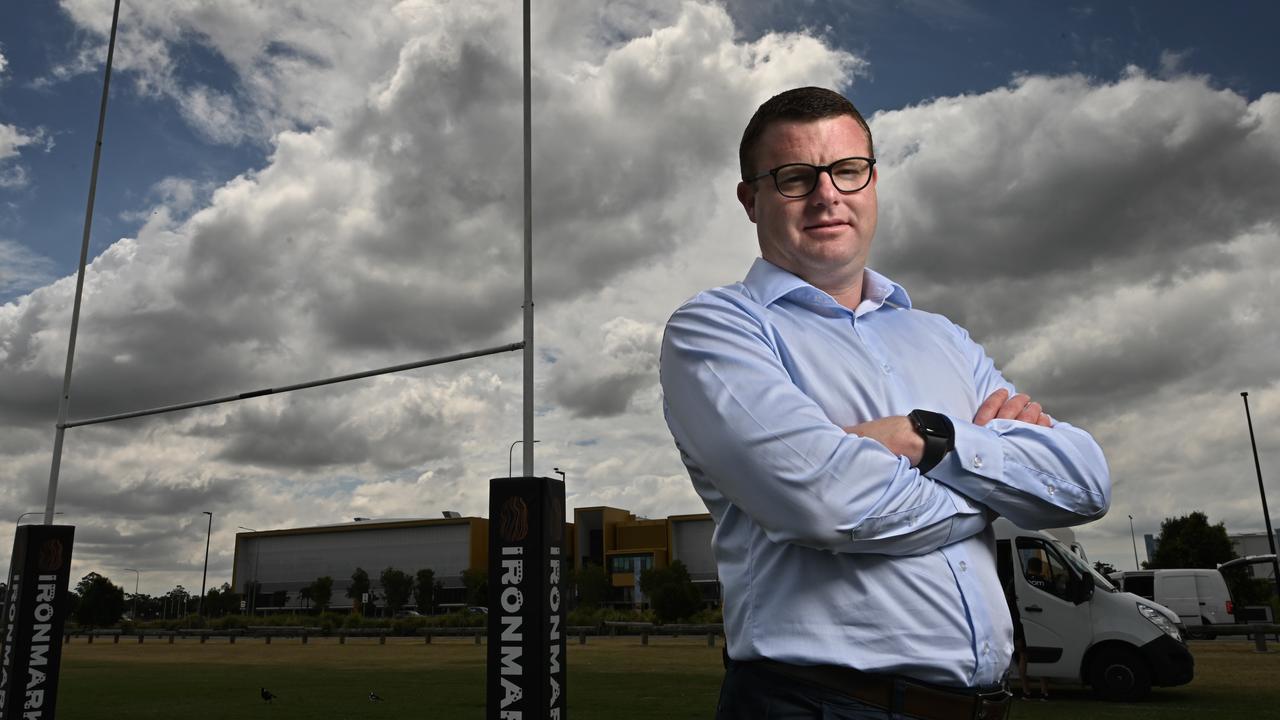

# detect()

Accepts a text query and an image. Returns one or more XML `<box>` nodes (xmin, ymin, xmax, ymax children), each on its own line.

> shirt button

<box><xmin>1046</xmin><ymin>484</ymin><xmax>1056</xmax><ymax>496</ymax></box>
<box><xmin>983</xmin><ymin>642</ymin><xmax>990</xmax><ymax>655</ymax></box>
<box><xmin>972</xmin><ymin>455</ymin><xmax>984</xmax><ymax>469</ymax></box>
<box><xmin>882</xmin><ymin>362</ymin><xmax>892</xmax><ymax>374</ymax></box>
<box><xmin>959</xmin><ymin>561</ymin><xmax>968</xmax><ymax>572</ymax></box>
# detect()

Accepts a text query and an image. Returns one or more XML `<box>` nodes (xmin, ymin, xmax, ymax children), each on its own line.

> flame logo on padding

<box><xmin>499</xmin><ymin>496</ymin><xmax>529</xmax><ymax>543</ymax></box>
<box><xmin>39</xmin><ymin>539</ymin><xmax>64</xmax><ymax>573</ymax></box>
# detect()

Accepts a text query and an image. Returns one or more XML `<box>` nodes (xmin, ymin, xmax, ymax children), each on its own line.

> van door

<box><xmin>1159</xmin><ymin>574</ymin><xmax>1201</xmax><ymax>626</ymax></box>
<box><xmin>1120</xmin><ymin>573</ymin><xmax>1154</xmax><ymax>601</ymax></box>
<box><xmin>1195</xmin><ymin>573</ymin><xmax>1232</xmax><ymax>625</ymax></box>
<box><xmin>1013</xmin><ymin>536</ymin><xmax>1093</xmax><ymax>680</ymax></box>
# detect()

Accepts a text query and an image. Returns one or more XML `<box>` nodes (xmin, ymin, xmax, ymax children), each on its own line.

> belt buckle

<box><xmin>973</xmin><ymin>687</ymin><xmax>1012</xmax><ymax>720</ymax></box>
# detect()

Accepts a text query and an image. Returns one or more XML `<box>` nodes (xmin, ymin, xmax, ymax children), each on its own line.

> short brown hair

<box><xmin>738</xmin><ymin>87</ymin><xmax>874</xmax><ymax>180</ymax></box>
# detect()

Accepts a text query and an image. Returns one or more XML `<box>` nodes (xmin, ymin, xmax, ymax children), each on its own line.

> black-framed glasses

<box><xmin>748</xmin><ymin>156</ymin><xmax>877</xmax><ymax>198</ymax></box>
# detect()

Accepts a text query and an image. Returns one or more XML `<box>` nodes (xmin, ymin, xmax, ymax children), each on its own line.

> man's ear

<box><xmin>736</xmin><ymin>181</ymin><xmax>758</xmax><ymax>223</ymax></box>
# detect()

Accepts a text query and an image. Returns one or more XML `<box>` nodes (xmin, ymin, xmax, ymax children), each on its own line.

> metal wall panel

<box><xmin>671</xmin><ymin>518</ymin><xmax>716</xmax><ymax>581</ymax></box>
<box><xmin>235</xmin><ymin>523</ymin><xmax>473</xmax><ymax>605</ymax></box>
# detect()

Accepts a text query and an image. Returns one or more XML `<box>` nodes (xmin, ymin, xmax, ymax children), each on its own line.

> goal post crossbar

<box><xmin>61</xmin><ymin>341</ymin><xmax>524</xmax><ymax>429</ymax></box>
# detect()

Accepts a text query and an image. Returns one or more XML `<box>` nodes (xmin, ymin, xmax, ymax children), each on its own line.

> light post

<box><xmin>12</xmin><ymin>512</ymin><xmax>63</xmax><ymax>582</ymax></box>
<box><xmin>1128</xmin><ymin>515</ymin><xmax>1140</xmax><ymax>570</ymax></box>
<box><xmin>509</xmin><ymin>439</ymin><xmax>539</xmax><ymax>477</ymax></box>
<box><xmin>553</xmin><ymin>467</ymin><xmax>566</xmax><ymax>483</ymax></box>
<box><xmin>1241</xmin><ymin>392</ymin><xmax>1280</xmax><ymax>597</ymax></box>
<box><xmin>123</xmin><ymin>568</ymin><xmax>139</xmax><ymax>619</ymax></box>
<box><xmin>199</xmin><ymin>511</ymin><xmax>213</xmax><ymax>617</ymax></box>
<box><xmin>17</xmin><ymin>511</ymin><xmax>62</xmax><ymax>526</ymax></box>
<box><xmin>238</xmin><ymin>526</ymin><xmax>259</xmax><ymax>616</ymax></box>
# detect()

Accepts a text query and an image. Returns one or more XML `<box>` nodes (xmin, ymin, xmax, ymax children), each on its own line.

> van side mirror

<box><xmin>1071</xmin><ymin>570</ymin><xmax>1094</xmax><ymax>605</ymax></box>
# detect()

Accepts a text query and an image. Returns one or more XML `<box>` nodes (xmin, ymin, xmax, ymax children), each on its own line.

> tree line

<box><xmin>58</xmin><ymin>557</ymin><xmax>713</xmax><ymax>628</ymax></box>
<box><xmin>66</xmin><ymin>565</ymin><xmax>453</xmax><ymax>627</ymax></box>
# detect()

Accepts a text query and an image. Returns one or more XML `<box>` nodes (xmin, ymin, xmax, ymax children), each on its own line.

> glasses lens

<box><xmin>830</xmin><ymin>158</ymin><xmax>872</xmax><ymax>192</ymax></box>
<box><xmin>773</xmin><ymin>165</ymin><xmax>817</xmax><ymax>198</ymax></box>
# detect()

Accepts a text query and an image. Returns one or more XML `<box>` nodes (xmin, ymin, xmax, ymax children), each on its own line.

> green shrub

<box><xmin>690</xmin><ymin>607</ymin><xmax>723</xmax><ymax>624</ymax></box>
<box><xmin>566</xmin><ymin>606</ymin><xmax>655</xmax><ymax>627</ymax></box>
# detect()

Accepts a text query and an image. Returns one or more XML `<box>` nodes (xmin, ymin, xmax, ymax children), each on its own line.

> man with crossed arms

<box><xmin>660</xmin><ymin>87</ymin><xmax>1110</xmax><ymax>719</ymax></box>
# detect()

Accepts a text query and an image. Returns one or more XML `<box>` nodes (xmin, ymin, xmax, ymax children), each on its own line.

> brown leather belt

<box><xmin>743</xmin><ymin>659</ymin><xmax>1012</xmax><ymax>720</ymax></box>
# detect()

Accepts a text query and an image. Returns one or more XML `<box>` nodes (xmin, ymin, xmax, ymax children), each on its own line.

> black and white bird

<box><xmin>261</xmin><ymin>687</ymin><xmax>277</xmax><ymax>703</ymax></box>
<box><xmin>369</xmin><ymin>691</ymin><xmax>384</xmax><ymax>702</ymax></box>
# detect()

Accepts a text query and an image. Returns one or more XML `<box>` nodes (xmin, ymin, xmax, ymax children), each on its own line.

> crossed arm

<box><xmin>661</xmin><ymin>298</ymin><xmax>1110</xmax><ymax>555</ymax></box>
<box><xmin>847</xmin><ymin>388</ymin><xmax>1052</xmax><ymax>468</ymax></box>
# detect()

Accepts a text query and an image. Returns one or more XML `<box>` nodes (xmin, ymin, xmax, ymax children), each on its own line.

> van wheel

<box><xmin>1201</xmin><ymin>618</ymin><xmax>1216</xmax><ymax>640</ymax></box>
<box><xmin>1089</xmin><ymin>646</ymin><xmax>1151</xmax><ymax>701</ymax></box>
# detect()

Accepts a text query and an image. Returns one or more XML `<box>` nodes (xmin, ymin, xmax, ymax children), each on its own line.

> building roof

<box><xmin>234</xmin><ymin>516</ymin><xmax>483</xmax><ymax>538</ymax></box>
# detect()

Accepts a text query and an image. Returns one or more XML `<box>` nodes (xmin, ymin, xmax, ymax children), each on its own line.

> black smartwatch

<box><xmin>908</xmin><ymin>409</ymin><xmax>955</xmax><ymax>474</ymax></box>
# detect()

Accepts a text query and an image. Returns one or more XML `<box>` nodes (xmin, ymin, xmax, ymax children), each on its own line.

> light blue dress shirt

<box><xmin>660</xmin><ymin>258</ymin><xmax>1110</xmax><ymax>689</ymax></box>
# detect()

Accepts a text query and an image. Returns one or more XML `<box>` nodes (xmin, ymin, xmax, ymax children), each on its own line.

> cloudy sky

<box><xmin>2</xmin><ymin>0</ymin><xmax>1278</xmax><ymax>596</ymax></box>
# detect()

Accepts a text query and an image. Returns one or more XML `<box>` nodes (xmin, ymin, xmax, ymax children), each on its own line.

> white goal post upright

<box><xmin>43</xmin><ymin>0</ymin><xmax>122</xmax><ymax>526</ymax></box>
<box><xmin>521</xmin><ymin>0</ymin><xmax>535</xmax><ymax>479</ymax></box>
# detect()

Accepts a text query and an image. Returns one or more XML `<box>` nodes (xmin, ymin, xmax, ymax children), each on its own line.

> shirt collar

<box><xmin>743</xmin><ymin>257</ymin><xmax>912</xmax><ymax>314</ymax></box>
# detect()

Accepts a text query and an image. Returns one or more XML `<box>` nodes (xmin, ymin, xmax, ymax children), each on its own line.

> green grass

<box><xmin>53</xmin><ymin>637</ymin><xmax>1280</xmax><ymax>719</ymax></box>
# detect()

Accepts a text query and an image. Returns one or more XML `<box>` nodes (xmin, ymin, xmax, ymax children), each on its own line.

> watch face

<box><xmin>911</xmin><ymin>410</ymin><xmax>955</xmax><ymax>453</ymax></box>
<box><xmin>912</xmin><ymin>410</ymin><xmax>951</xmax><ymax>437</ymax></box>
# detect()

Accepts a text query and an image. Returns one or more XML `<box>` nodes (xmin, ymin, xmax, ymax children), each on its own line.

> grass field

<box><xmin>52</xmin><ymin>637</ymin><xmax>1279</xmax><ymax>719</ymax></box>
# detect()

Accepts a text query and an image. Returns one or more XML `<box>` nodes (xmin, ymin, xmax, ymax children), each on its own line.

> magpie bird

<box><xmin>369</xmin><ymin>691</ymin><xmax>384</xmax><ymax>702</ymax></box>
<box><xmin>261</xmin><ymin>687</ymin><xmax>277</xmax><ymax>703</ymax></box>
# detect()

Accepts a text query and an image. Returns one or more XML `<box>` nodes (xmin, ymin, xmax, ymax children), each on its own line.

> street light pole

<box><xmin>16</xmin><ymin>511</ymin><xmax>62</xmax><ymax>526</ymax></box>
<box><xmin>553</xmin><ymin>467</ymin><xmax>565</xmax><ymax>483</ymax></box>
<box><xmin>1128</xmin><ymin>515</ymin><xmax>1140</xmax><ymax>570</ymax></box>
<box><xmin>123</xmin><ymin>568</ymin><xmax>139</xmax><ymax>619</ymax></box>
<box><xmin>11</xmin><ymin>513</ymin><xmax>63</xmax><ymax>581</ymax></box>
<box><xmin>199</xmin><ymin>511</ymin><xmax>213</xmax><ymax>617</ymax></box>
<box><xmin>1241</xmin><ymin>392</ymin><xmax>1280</xmax><ymax>597</ymax></box>
<box><xmin>509</xmin><ymin>439</ymin><xmax>539</xmax><ymax>477</ymax></box>
<box><xmin>238</xmin><ymin>526</ymin><xmax>259</xmax><ymax>616</ymax></box>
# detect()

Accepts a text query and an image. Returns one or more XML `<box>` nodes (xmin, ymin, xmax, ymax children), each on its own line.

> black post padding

<box><xmin>0</xmin><ymin>524</ymin><xmax>76</xmax><ymax>719</ymax></box>
<box><xmin>485</xmin><ymin>476</ymin><xmax>567</xmax><ymax>719</ymax></box>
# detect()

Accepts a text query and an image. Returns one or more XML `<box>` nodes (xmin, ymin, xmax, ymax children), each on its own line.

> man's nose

<box><xmin>809</xmin><ymin>169</ymin><xmax>842</xmax><ymax>205</ymax></box>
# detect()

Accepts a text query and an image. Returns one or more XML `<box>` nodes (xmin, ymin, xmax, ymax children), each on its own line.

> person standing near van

<box><xmin>1003</xmin><ymin>577</ymin><xmax>1050</xmax><ymax>701</ymax></box>
<box><xmin>660</xmin><ymin>86</ymin><xmax>1111</xmax><ymax>719</ymax></box>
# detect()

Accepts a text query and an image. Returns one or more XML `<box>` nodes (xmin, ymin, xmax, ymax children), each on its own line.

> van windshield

<box><xmin>1051</xmin><ymin>539</ymin><xmax>1118</xmax><ymax>592</ymax></box>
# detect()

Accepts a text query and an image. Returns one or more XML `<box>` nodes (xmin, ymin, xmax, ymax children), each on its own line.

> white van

<box><xmin>995</xmin><ymin>519</ymin><xmax>1194</xmax><ymax>700</ymax></box>
<box><xmin>1107</xmin><ymin>570</ymin><xmax>1235</xmax><ymax>634</ymax></box>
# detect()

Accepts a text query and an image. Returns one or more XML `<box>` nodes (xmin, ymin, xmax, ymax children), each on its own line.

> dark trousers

<box><xmin>716</xmin><ymin>661</ymin><xmax>926</xmax><ymax>720</ymax></box>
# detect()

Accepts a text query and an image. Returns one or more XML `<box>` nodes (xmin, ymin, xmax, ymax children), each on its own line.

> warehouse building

<box><xmin>232</xmin><ymin>506</ymin><xmax>717</xmax><ymax>613</ymax></box>
<box><xmin>232</xmin><ymin>516</ymin><xmax>491</xmax><ymax>613</ymax></box>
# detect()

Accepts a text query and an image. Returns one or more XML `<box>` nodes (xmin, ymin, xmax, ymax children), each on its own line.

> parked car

<box><xmin>995</xmin><ymin>519</ymin><xmax>1194</xmax><ymax>701</ymax></box>
<box><xmin>394</xmin><ymin>609</ymin><xmax>423</xmax><ymax>618</ymax></box>
<box><xmin>1107</xmin><ymin>569</ymin><xmax>1235</xmax><ymax>635</ymax></box>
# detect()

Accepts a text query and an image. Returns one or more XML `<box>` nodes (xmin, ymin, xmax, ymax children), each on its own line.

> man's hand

<box><xmin>973</xmin><ymin>388</ymin><xmax>1052</xmax><ymax>427</ymax></box>
<box><xmin>843</xmin><ymin>417</ymin><xmax>925</xmax><ymax>467</ymax></box>
<box><xmin>844</xmin><ymin>389</ymin><xmax>1052</xmax><ymax>467</ymax></box>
